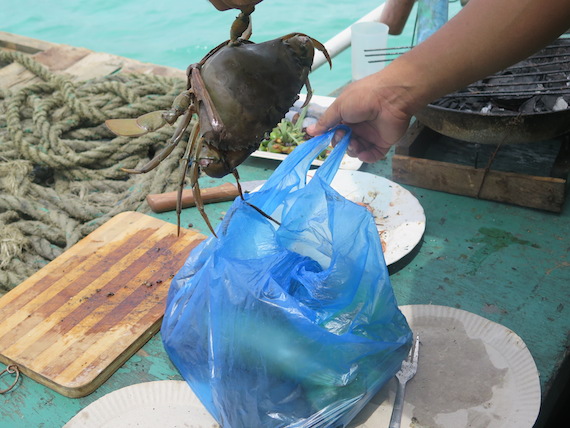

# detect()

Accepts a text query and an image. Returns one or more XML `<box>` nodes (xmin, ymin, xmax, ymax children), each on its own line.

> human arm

<box><xmin>380</xmin><ymin>0</ymin><xmax>415</xmax><ymax>35</ymax></box>
<box><xmin>307</xmin><ymin>0</ymin><xmax>570</xmax><ymax>162</ymax></box>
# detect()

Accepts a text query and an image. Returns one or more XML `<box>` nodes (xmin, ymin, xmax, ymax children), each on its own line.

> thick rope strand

<box><xmin>0</xmin><ymin>52</ymin><xmax>189</xmax><ymax>293</ymax></box>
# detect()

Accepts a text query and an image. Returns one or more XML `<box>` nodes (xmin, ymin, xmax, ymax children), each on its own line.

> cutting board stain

<box><xmin>0</xmin><ymin>212</ymin><xmax>205</xmax><ymax>397</ymax></box>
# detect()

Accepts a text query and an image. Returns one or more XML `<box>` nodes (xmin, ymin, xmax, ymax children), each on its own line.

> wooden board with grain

<box><xmin>0</xmin><ymin>211</ymin><xmax>205</xmax><ymax>398</ymax></box>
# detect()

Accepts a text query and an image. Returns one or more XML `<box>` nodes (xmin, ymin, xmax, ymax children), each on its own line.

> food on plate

<box><xmin>258</xmin><ymin>105</ymin><xmax>332</xmax><ymax>160</ymax></box>
<box><xmin>355</xmin><ymin>201</ymin><xmax>387</xmax><ymax>253</ymax></box>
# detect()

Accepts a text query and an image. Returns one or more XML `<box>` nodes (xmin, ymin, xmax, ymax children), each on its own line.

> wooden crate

<box><xmin>392</xmin><ymin>121</ymin><xmax>570</xmax><ymax>212</ymax></box>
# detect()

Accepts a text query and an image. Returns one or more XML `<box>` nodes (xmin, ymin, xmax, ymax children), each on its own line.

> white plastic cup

<box><xmin>351</xmin><ymin>21</ymin><xmax>389</xmax><ymax>81</ymax></box>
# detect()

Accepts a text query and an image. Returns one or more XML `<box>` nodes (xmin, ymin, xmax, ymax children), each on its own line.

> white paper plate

<box><xmin>63</xmin><ymin>380</ymin><xmax>218</xmax><ymax>428</ymax></box>
<box><xmin>349</xmin><ymin>305</ymin><xmax>541</xmax><ymax>428</ymax></box>
<box><xmin>307</xmin><ymin>169</ymin><xmax>426</xmax><ymax>265</ymax></box>
<box><xmin>252</xmin><ymin>149</ymin><xmax>363</xmax><ymax>170</ymax></box>
<box><xmin>252</xmin><ymin>94</ymin><xmax>363</xmax><ymax>171</ymax></box>
<box><xmin>64</xmin><ymin>307</ymin><xmax>540</xmax><ymax>428</ymax></box>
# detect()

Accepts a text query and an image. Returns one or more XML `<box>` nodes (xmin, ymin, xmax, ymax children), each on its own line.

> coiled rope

<box><xmin>0</xmin><ymin>51</ymin><xmax>189</xmax><ymax>294</ymax></box>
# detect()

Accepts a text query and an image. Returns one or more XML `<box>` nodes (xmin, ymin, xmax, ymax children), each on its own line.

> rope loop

<box><xmin>0</xmin><ymin>50</ymin><xmax>189</xmax><ymax>294</ymax></box>
<box><xmin>0</xmin><ymin>364</ymin><xmax>20</xmax><ymax>394</ymax></box>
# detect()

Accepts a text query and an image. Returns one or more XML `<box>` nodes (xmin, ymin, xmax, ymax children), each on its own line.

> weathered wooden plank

<box><xmin>1</xmin><ymin>33</ymin><xmax>185</xmax><ymax>91</ymax></box>
<box><xmin>0</xmin><ymin>62</ymin><xmax>39</xmax><ymax>90</ymax></box>
<box><xmin>393</xmin><ymin>120</ymin><xmax>568</xmax><ymax>212</ymax></box>
<box><xmin>121</xmin><ymin>61</ymin><xmax>186</xmax><ymax>80</ymax></box>
<box><xmin>0</xmin><ymin>31</ymin><xmax>55</xmax><ymax>54</ymax></box>
<box><xmin>0</xmin><ymin>45</ymin><xmax>94</xmax><ymax>91</ymax></box>
<box><xmin>64</xmin><ymin>52</ymin><xmax>185</xmax><ymax>81</ymax></box>
<box><xmin>392</xmin><ymin>154</ymin><xmax>567</xmax><ymax>212</ymax></box>
<box><xmin>0</xmin><ymin>212</ymin><xmax>205</xmax><ymax>397</ymax></box>
<box><xmin>62</xmin><ymin>51</ymin><xmax>135</xmax><ymax>81</ymax></box>
<box><xmin>34</xmin><ymin>45</ymin><xmax>92</xmax><ymax>73</ymax></box>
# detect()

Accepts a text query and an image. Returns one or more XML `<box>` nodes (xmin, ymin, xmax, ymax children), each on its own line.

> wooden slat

<box><xmin>392</xmin><ymin>154</ymin><xmax>567</xmax><ymax>212</ymax></box>
<box><xmin>0</xmin><ymin>32</ymin><xmax>185</xmax><ymax>91</ymax></box>
<box><xmin>120</xmin><ymin>61</ymin><xmax>186</xmax><ymax>79</ymax></box>
<box><xmin>0</xmin><ymin>45</ymin><xmax>92</xmax><ymax>91</ymax></box>
<box><xmin>0</xmin><ymin>62</ymin><xmax>39</xmax><ymax>90</ymax></box>
<box><xmin>393</xmin><ymin>120</ymin><xmax>568</xmax><ymax>212</ymax></box>
<box><xmin>0</xmin><ymin>212</ymin><xmax>205</xmax><ymax>397</ymax></box>
<box><xmin>63</xmin><ymin>51</ymin><xmax>135</xmax><ymax>81</ymax></box>
<box><xmin>33</xmin><ymin>45</ymin><xmax>92</xmax><ymax>72</ymax></box>
<box><xmin>0</xmin><ymin>31</ymin><xmax>55</xmax><ymax>54</ymax></box>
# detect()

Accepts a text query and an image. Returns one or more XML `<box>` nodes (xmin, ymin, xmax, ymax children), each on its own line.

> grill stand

<box><xmin>392</xmin><ymin>120</ymin><xmax>570</xmax><ymax>212</ymax></box>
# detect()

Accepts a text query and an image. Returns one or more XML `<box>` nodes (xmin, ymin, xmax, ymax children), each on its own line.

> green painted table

<box><xmin>1</xmin><ymin>151</ymin><xmax>568</xmax><ymax>428</ymax></box>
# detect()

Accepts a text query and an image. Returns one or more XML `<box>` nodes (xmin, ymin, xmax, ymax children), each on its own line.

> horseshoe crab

<box><xmin>106</xmin><ymin>13</ymin><xmax>331</xmax><ymax>236</ymax></box>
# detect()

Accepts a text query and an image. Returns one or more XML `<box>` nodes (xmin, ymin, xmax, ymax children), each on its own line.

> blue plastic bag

<box><xmin>161</xmin><ymin>126</ymin><xmax>412</xmax><ymax>428</ymax></box>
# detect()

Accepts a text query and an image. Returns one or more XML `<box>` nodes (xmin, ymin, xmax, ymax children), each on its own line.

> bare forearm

<box><xmin>308</xmin><ymin>0</ymin><xmax>570</xmax><ymax>163</ymax></box>
<box><xmin>385</xmin><ymin>0</ymin><xmax>570</xmax><ymax>115</ymax></box>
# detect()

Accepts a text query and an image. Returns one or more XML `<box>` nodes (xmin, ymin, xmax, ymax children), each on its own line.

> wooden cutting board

<box><xmin>0</xmin><ymin>211</ymin><xmax>205</xmax><ymax>398</ymax></box>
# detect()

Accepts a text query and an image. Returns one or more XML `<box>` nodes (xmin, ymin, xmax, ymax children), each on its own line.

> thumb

<box><xmin>306</xmin><ymin>100</ymin><xmax>342</xmax><ymax>136</ymax></box>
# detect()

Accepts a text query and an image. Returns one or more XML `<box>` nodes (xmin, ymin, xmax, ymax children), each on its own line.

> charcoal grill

<box><xmin>415</xmin><ymin>37</ymin><xmax>570</xmax><ymax>144</ymax></box>
<box><xmin>389</xmin><ymin>39</ymin><xmax>570</xmax><ymax>212</ymax></box>
<box><xmin>381</xmin><ymin>22</ymin><xmax>570</xmax><ymax>211</ymax></box>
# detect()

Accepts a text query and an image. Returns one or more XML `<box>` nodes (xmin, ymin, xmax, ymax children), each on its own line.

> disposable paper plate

<box><xmin>349</xmin><ymin>305</ymin><xmax>541</xmax><ymax>428</ymax></box>
<box><xmin>65</xmin><ymin>306</ymin><xmax>540</xmax><ymax>428</ymax></box>
<box><xmin>252</xmin><ymin>148</ymin><xmax>363</xmax><ymax>170</ymax></box>
<box><xmin>252</xmin><ymin>94</ymin><xmax>363</xmax><ymax>171</ymax></box>
<box><xmin>63</xmin><ymin>380</ymin><xmax>218</xmax><ymax>428</ymax></box>
<box><xmin>252</xmin><ymin>169</ymin><xmax>425</xmax><ymax>265</ymax></box>
<box><xmin>306</xmin><ymin>169</ymin><xmax>426</xmax><ymax>265</ymax></box>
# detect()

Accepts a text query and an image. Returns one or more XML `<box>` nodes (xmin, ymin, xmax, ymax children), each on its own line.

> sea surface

<box><xmin>1</xmin><ymin>0</ymin><xmax>421</xmax><ymax>95</ymax></box>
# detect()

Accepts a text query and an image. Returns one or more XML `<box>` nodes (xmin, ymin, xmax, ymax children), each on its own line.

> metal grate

<box><xmin>365</xmin><ymin>46</ymin><xmax>412</xmax><ymax>64</ymax></box>
<box><xmin>366</xmin><ymin>37</ymin><xmax>570</xmax><ymax>112</ymax></box>
<box><xmin>443</xmin><ymin>38</ymin><xmax>570</xmax><ymax>100</ymax></box>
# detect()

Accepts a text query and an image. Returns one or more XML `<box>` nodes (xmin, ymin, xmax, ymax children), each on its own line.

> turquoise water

<box><xmin>1</xmin><ymin>1</ymin><xmax>463</xmax><ymax>94</ymax></box>
<box><xmin>1</xmin><ymin>0</ymin><xmax>417</xmax><ymax>95</ymax></box>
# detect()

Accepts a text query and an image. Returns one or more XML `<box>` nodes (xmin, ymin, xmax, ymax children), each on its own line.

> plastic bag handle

<box><xmin>249</xmin><ymin>125</ymin><xmax>352</xmax><ymax>214</ymax></box>
<box><xmin>261</xmin><ymin>125</ymin><xmax>351</xmax><ymax>188</ymax></box>
<box><xmin>310</xmin><ymin>125</ymin><xmax>351</xmax><ymax>184</ymax></box>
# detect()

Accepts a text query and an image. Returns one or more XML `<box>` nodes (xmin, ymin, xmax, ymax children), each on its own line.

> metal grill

<box><xmin>367</xmin><ymin>38</ymin><xmax>570</xmax><ymax>111</ymax></box>
<box><xmin>412</xmin><ymin>37</ymin><xmax>570</xmax><ymax>144</ymax></box>
<box><xmin>365</xmin><ymin>46</ymin><xmax>412</xmax><ymax>64</ymax></box>
<box><xmin>433</xmin><ymin>38</ymin><xmax>570</xmax><ymax>112</ymax></box>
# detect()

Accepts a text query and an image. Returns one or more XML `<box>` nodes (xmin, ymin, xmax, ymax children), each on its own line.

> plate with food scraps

<box><xmin>64</xmin><ymin>306</ymin><xmax>539</xmax><ymax>428</ymax></box>
<box><xmin>306</xmin><ymin>169</ymin><xmax>426</xmax><ymax>265</ymax></box>
<box><xmin>63</xmin><ymin>380</ymin><xmax>218</xmax><ymax>428</ymax></box>
<box><xmin>252</xmin><ymin>94</ymin><xmax>363</xmax><ymax>171</ymax></box>
<box><xmin>348</xmin><ymin>305</ymin><xmax>541</xmax><ymax>428</ymax></box>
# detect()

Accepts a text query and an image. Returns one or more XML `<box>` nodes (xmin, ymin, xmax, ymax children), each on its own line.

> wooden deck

<box><xmin>0</xmin><ymin>31</ymin><xmax>185</xmax><ymax>91</ymax></box>
<box><xmin>0</xmin><ymin>32</ymin><xmax>568</xmax><ymax>428</ymax></box>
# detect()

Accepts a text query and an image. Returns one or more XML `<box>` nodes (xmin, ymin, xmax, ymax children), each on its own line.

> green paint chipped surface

<box><xmin>4</xmin><ymin>152</ymin><xmax>567</xmax><ymax>428</ymax></box>
<box><xmin>466</xmin><ymin>227</ymin><xmax>539</xmax><ymax>274</ymax></box>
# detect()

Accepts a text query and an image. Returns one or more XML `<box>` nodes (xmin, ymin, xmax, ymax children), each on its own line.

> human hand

<box><xmin>209</xmin><ymin>0</ymin><xmax>263</xmax><ymax>11</ymax></box>
<box><xmin>306</xmin><ymin>74</ymin><xmax>412</xmax><ymax>163</ymax></box>
<box><xmin>308</xmin><ymin>0</ymin><xmax>570</xmax><ymax>164</ymax></box>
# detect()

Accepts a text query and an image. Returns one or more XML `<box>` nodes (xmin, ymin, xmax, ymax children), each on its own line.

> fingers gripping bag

<box><xmin>161</xmin><ymin>125</ymin><xmax>413</xmax><ymax>428</ymax></box>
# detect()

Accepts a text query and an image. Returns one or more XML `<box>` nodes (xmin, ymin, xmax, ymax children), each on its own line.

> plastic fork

<box><xmin>388</xmin><ymin>334</ymin><xmax>420</xmax><ymax>428</ymax></box>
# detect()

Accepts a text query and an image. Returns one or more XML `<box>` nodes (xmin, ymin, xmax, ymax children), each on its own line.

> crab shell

<box><xmin>195</xmin><ymin>34</ymin><xmax>315</xmax><ymax>177</ymax></box>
